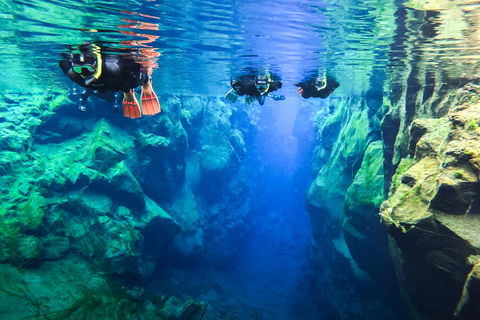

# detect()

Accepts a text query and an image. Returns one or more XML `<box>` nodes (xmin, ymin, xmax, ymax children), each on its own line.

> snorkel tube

<box><xmin>84</xmin><ymin>44</ymin><xmax>103</xmax><ymax>86</ymax></box>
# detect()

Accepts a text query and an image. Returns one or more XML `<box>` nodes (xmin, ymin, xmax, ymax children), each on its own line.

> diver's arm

<box><xmin>59</xmin><ymin>59</ymin><xmax>87</xmax><ymax>87</ymax></box>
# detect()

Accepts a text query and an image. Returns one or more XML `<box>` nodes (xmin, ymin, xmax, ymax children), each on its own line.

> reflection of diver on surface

<box><xmin>59</xmin><ymin>43</ymin><xmax>161</xmax><ymax>119</ymax></box>
<box><xmin>295</xmin><ymin>73</ymin><xmax>339</xmax><ymax>99</ymax></box>
<box><xmin>224</xmin><ymin>72</ymin><xmax>285</xmax><ymax>105</ymax></box>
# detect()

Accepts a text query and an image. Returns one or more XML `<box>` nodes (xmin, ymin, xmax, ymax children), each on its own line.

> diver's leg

<box><xmin>122</xmin><ymin>89</ymin><xmax>142</xmax><ymax>119</ymax></box>
<box><xmin>140</xmin><ymin>77</ymin><xmax>161</xmax><ymax>116</ymax></box>
<box><xmin>224</xmin><ymin>89</ymin><xmax>239</xmax><ymax>103</ymax></box>
<box><xmin>256</xmin><ymin>95</ymin><xmax>266</xmax><ymax>105</ymax></box>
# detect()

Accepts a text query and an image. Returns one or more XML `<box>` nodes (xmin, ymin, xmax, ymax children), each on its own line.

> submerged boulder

<box><xmin>0</xmin><ymin>254</ymin><xmax>206</xmax><ymax>320</ymax></box>
<box><xmin>55</xmin><ymin>191</ymin><xmax>181</xmax><ymax>275</ymax></box>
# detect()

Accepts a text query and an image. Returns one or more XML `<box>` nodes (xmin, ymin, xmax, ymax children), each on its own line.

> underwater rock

<box><xmin>0</xmin><ymin>254</ymin><xmax>206</xmax><ymax>320</ymax></box>
<box><xmin>455</xmin><ymin>255</ymin><xmax>480</xmax><ymax>319</ymax></box>
<box><xmin>137</xmin><ymin>197</ymin><xmax>182</xmax><ymax>277</ymax></box>
<box><xmin>16</xmin><ymin>235</ymin><xmax>44</xmax><ymax>265</ymax></box>
<box><xmin>168</xmin><ymin>186</ymin><xmax>204</xmax><ymax>255</ymax></box>
<box><xmin>41</xmin><ymin>234</ymin><xmax>70</xmax><ymax>260</ymax></box>
<box><xmin>33</xmin><ymin>118</ymin><xmax>145</xmax><ymax>210</ymax></box>
<box><xmin>0</xmin><ymin>92</ymin><xmax>245</xmax><ymax>320</ymax></box>
<box><xmin>380</xmin><ymin>101</ymin><xmax>480</xmax><ymax>319</ymax></box>
<box><xmin>35</xmin><ymin>116</ymin><xmax>85</xmax><ymax>144</ymax></box>
<box><xmin>61</xmin><ymin>192</ymin><xmax>181</xmax><ymax>275</ymax></box>
<box><xmin>342</xmin><ymin>141</ymin><xmax>396</xmax><ymax>286</ymax></box>
<box><xmin>103</xmin><ymin>160</ymin><xmax>146</xmax><ymax>211</ymax></box>
<box><xmin>160</xmin><ymin>296</ymin><xmax>208</xmax><ymax>320</ymax></box>
<box><xmin>307</xmin><ymin>98</ymin><xmax>370</xmax><ymax>215</ymax></box>
<box><xmin>305</xmin><ymin>96</ymin><xmax>405</xmax><ymax>319</ymax></box>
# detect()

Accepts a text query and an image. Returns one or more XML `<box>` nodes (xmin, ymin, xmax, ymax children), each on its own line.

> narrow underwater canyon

<box><xmin>0</xmin><ymin>1</ymin><xmax>480</xmax><ymax>320</ymax></box>
<box><xmin>1</xmin><ymin>75</ymin><xmax>480</xmax><ymax>320</ymax></box>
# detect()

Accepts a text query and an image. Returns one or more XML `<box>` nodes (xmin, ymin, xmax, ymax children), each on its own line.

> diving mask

<box><xmin>256</xmin><ymin>77</ymin><xmax>270</xmax><ymax>95</ymax></box>
<box><xmin>72</xmin><ymin>63</ymin><xmax>96</xmax><ymax>77</ymax></box>
<box><xmin>315</xmin><ymin>76</ymin><xmax>327</xmax><ymax>91</ymax></box>
<box><xmin>72</xmin><ymin>51</ymin><xmax>102</xmax><ymax>82</ymax></box>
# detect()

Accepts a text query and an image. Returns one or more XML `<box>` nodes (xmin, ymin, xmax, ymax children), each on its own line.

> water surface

<box><xmin>2</xmin><ymin>0</ymin><xmax>478</xmax><ymax>96</ymax></box>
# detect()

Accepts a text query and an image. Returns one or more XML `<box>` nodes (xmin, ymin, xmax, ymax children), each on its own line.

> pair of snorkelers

<box><xmin>224</xmin><ymin>71</ymin><xmax>339</xmax><ymax>105</ymax></box>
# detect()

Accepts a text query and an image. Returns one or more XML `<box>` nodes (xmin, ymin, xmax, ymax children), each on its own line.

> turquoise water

<box><xmin>0</xmin><ymin>0</ymin><xmax>479</xmax><ymax>319</ymax></box>
<box><xmin>0</xmin><ymin>0</ymin><xmax>399</xmax><ymax>95</ymax></box>
<box><xmin>2</xmin><ymin>0</ymin><xmax>478</xmax><ymax>95</ymax></box>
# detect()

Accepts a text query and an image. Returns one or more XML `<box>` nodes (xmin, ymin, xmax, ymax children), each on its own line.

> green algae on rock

<box><xmin>342</xmin><ymin>141</ymin><xmax>396</xmax><ymax>285</ymax></box>
<box><xmin>380</xmin><ymin>100</ymin><xmax>480</xmax><ymax>320</ymax></box>
<box><xmin>0</xmin><ymin>254</ymin><xmax>206</xmax><ymax>320</ymax></box>
<box><xmin>307</xmin><ymin>97</ymin><xmax>371</xmax><ymax>215</ymax></box>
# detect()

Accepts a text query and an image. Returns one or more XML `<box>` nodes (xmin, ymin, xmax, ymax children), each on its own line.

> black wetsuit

<box><xmin>59</xmin><ymin>53</ymin><xmax>149</xmax><ymax>93</ymax></box>
<box><xmin>295</xmin><ymin>76</ymin><xmax>339</xmax><ymax>99</ymax></box>
<box><xmin>231</xmin><ymin>76</ymin><xmax>283</xmax><ymax>97</ymax></box>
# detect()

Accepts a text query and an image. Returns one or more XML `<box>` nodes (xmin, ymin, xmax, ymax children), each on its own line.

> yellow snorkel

<box><xmin>91</xmin><ymin>44</ymin><xmax>102</xmax><ymax>80</ymax></box>
<box><xmin>84</xmin><ymin>44</ymin><xmax>102</xmax><ymax>86</ymax></box>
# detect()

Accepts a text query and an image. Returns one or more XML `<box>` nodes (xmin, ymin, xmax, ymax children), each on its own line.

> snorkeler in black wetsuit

<box><xmin>224</xmin><ymin>72</ymin><xmax>284</xmax><ymax>105</ymax></box>
<box><xmin>59</xmin><ymin>43</ymin><xmax>160</xmax><ymax>119</ymax></box>
<box><xmin>295</xmin><ymin>74</ymin><xmax>340</xmax><ymax>99</ymax></box>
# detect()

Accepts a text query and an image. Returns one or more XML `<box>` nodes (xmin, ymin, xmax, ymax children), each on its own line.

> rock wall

<box><xmin>304</xmin><ymin>3</ymin><xmax>480</xmax><ymax>319</ymax></box>
<box><xmin>381</xmin><ymin>93</ymin><xmax>480</xmax><ymax>320</ymax></box>
<box><xmin>378</xmin><ymin>2</ymin><xmax>480</xmax><ymax>319</ymax></box>
<box><xmin>0</xmin><ymin>90</ymin><xmax>255</xmax><ymax>319</ymax></box>
<box><xmin>305</xmin><ymin>94</ymin><xmax>403</xmax><ymax>319</ymax></box>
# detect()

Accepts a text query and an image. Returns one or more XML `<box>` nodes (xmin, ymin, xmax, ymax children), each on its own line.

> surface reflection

<box><xmin>0</xmin><ymin>0</ymin><xmax>478</xmax><ymax>96</ymax></box>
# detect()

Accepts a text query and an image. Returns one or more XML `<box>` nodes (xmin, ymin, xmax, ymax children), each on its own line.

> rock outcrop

<box><xmin>0</xmin><ymin>90</ymin><xmax>254</xmax><ymax>319</ymax></box>
<box><xmin>305</xmin><ymin>96</ymin><xmax>402</xmax><ymax>319</ymax></box>
<box><xmin>0</xmin><ymin>254</ymin><xmax>207</xmax><ymax>320</ymax></box>
<box><xmin>381</xmin><ymin>98</ymin><xmax>480</xmax><ymax>320</ymax></box>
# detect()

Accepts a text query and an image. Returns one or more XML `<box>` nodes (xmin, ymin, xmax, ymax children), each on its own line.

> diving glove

<box><xmin>257</xmin><ymin>95</ymin><xmax>266</xmax><ymax>106</ymax></box>
<box><xmin>245</xmin><ymin>95</ymin><xmax>256</xmax><ymax>105</ymax></box>
<box><xmin>224</xmin><ymin>89</ymin><xmax>239</xmax><ymax>103</ymax></box>
<box><xmin>271</xmin><ymin>95</ymin><xmax>286</xmax><ymax>101</ymax></box>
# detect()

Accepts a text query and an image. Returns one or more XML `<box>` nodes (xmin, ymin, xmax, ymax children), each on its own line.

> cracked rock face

<box><xmin>380</xmin><ymin>101</ymin><xmax>480</xmax><ymax>320</ymax></box>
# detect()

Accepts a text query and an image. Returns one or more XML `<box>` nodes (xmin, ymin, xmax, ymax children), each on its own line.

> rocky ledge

<box><xmin>380</xmin><ymin>97</ymin><xmax>480</xmax><ymax>320</ymax></box>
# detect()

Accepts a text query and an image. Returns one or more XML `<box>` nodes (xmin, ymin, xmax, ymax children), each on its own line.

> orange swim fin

<box><xmin>123</xmin><ymin>89</ymin><xmax>142</xmax><ymax>119</ymax></box>
<box><xmin>141</xmin><ymin>80</ymin><xmax>161</xmax><ymax>116</ymax></box>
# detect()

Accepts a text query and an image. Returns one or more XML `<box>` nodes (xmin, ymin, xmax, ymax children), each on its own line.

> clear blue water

<box><xmin>1</xmin><ymin>0</ymin><xmax>479</xmax><ymax>319</ymax></box>
<box><xmin>0</xmin><ymin>0</ymin><xmax>403</xmax><ymax>95</ymax></box>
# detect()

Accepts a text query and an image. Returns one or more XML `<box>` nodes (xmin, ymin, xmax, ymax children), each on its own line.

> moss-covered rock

<box><xmin>54</xmin><ymin>191</ymin><xmax>181</xmax><ymax>275</ymax></box>
<box><xmin>32</xmin><ymin>118</ymin><xmax>145</xmax><ymax>210</ymax></box>
<box><xmin>343</xmin><ymin>141</ymin><xmax>395</xmax><ymax>285</ymax></box>
<box><xmin>307</xmin><ymin>98</ymin><xmax>370</xmax><ymax>215</ymax></box>
<box><xmin>380</xmin><ymin>100</ymin><xmax>480</xmax><ymax>320</ymax></box>
<box><xmin>0</xmin><ymin>254</ymin><xmax>206</xmax><ymax>320</ymax></box>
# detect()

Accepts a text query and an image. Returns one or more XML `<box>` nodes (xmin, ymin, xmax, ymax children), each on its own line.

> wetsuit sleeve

<box><xmin>267</xmin><ymin>81</ymin><xmax>282</xmax><ymax>93</ymax></box>
<box><xmin>59</xmin><ymin>58</ymin><xmax>88</xmax><ymax>88</ymax></box>
<box><xmin>299</xmin><ymin>82</ymin><xmax>316</xmax><ymax>98</ymax></box>
<box><xmin>58</xmin><ymin>57</ymin><xmax>71</xmax><ymax>75</ymax></box>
